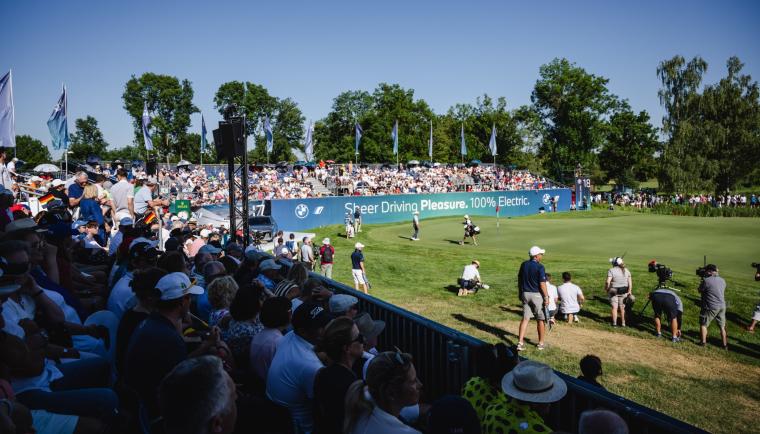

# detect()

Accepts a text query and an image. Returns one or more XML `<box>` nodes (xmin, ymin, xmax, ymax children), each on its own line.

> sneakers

<box><xmin>536</xmin><ymin>343</ymin><xmax>545</xmax><ymax>351</ymax></box>
<box><xmin>671</xmin><ymin>337</ymin><xmax>681</xmax><ymax>343</ymax></box>
<box><xmin>516</xmin><ymin>342</ymin><xmax>526</xmax><ymax>351</ymax></box>
<box><xmin>573</xmin><ymin>316</ymin><xmax>580</xmax><ymax>323</ymax></box>
<box><xmin>655</xmin><ymin>333</ymin><xmax>663</xmax><ymax>338</ymax></box>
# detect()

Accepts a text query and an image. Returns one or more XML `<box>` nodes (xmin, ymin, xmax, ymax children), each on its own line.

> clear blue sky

<box><xmin>2</xmin><ymin>0</ymin><xmax>759</xmax><ymax>157</ymax></box>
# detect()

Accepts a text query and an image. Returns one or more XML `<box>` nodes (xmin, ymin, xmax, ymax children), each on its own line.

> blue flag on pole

<box><xmin>201</xmin><ymin>114</ymin><xmax>207</xmax><ymax>153</ymax></box>
<box><xmin>355</xmin><ymin>122</ymin><xmax>363</xmax><ymax>155</ymax></box>
<box><xmin>460</xmin><ymin>123</ymin><xmax>467</xmax><ymax>156</ymax></box>
<box><xmin>264</xmin><ymin>116</ymin><xmax>274</xmax><ymax>153</ymax></box>
<box><xmin>304</xmin><ymin>121</ymin><xmax>314</xmax><ymax>161</ymax></box>
<box><xmin>489</xmin><ymin>123</ymin><xmax>497</xmax><ymax>156</ymax></box>
<box><xmin>47</xmin><ymin>86</ymin><xmax>69</xmax><ymax>151</ymax></box>
<box><xmin>428</xmin><ymin>120</ymin><xmax>433</xmax><ymax>159</ymax></box>
<box><xmin>391</xmin><ymin>120</ymin><xmax>398</xmax><ymax>155</ymax></box>
<box><xmin>142</xmin><ymin>101</ymin><xmax>153</xmax><ymax>151</ymax></box>
<box><xmin>0</xmin><ymin>71</ymin><xmax>15</xmax><ymax>148</ymax></box>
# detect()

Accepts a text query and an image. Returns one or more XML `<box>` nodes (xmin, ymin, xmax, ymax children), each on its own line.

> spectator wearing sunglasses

<box><xmin>313</xmin><ymin>317</ymin><xmax>365</xmax><ymax>434</ymax></box>
<box><xmin>344</xmin><ymin>350</ymin><xmax>423</xmax><ymax>434</ymax></box>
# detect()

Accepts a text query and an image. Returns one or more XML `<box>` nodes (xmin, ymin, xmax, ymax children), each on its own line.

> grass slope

<box><xmin>310</xmin><ymin>209</ymin><xmax>760</xmax><ymax>434</ymax></box>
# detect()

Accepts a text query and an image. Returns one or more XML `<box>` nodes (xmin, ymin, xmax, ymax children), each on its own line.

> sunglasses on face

<box><xmin>4</xmin><ymin>262</ymin><xmax>31</xmax><ymax>276</ymax></box>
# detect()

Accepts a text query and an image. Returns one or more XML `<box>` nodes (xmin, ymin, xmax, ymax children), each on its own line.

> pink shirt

<box><xmin>187</xmin><ymin>238</ymin><xmax>206</xmax><ymax>257</ymax></box>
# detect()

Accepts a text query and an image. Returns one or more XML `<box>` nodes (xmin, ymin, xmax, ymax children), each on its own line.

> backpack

<box><xmin>321</xmin><ymin>245</ymin><xmax>334</xmax><ymax>263</ymax></box>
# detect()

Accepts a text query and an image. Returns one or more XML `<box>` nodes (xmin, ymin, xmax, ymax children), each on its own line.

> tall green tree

<box><xmin>656</xmin><ymin>55</ymin><xmax>709</xmax><ymax>192</ymax></box>
<box><xmin>530</xmin><ymin>58</ymin><xmax>616</xmax><ymax>183</ymax></box>
<box><xmin>313</xmin><ymin>90</ymin><xmax>373</xmax><ymax>162</ymax></box>
<box><xmin>69</xmin><ymin>116</ymin><xmax>109</xmax><ymax>161</ymax></box>
<box><xmin>15</xmin><ymin>135</ymin><xmax>52</xmax><ymax>167</ymax></box>
<box><xmin>444</xmin><ymin>95</ymin><xmax>522</xmax><ymax>164</ymax></box>
<box><xmin>698</xmin><ymin>57</ymin><xmax>760</xmax><ymax>194</ymax></box>
<box><xmin>122</xmin><ymin>73</ymin><xmax>199</xmax><ymax>158</ymax></box>
<box><xmin>599</xmin><ymin>103</ymin><xmax>659</xmax><ymax>188</ymax></box>
<box><xmin>103</xmin><ymin>145</ymin><xmax>142</xmax><ymax>162</ymax></box>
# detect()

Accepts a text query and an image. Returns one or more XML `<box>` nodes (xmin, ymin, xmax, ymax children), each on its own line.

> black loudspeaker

<box><xmin>146</xmin><ymin>159</ymin><xmax>157</xmax><ymax>176</ymax></box>
<box><xmin>213</xmin><ymin>118</ymin><xmax>246</xmax><ymax>162</ymax></box>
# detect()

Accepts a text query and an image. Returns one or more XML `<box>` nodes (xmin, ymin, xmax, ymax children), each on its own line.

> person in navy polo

<box><xmin>516</xmin><ymin>246</ymin><xmax>550</xmax><ymax>351</ymax></box>
<box><xmin>124</xmin><ymin>272</ymin><xmax>232</xmax><ymax>426</ymax></box>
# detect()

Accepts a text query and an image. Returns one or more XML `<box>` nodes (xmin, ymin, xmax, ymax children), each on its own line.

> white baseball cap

<box><xmin>464</xmin><ymin>214</ymin><xmax>469</xmax><ymax>219</ymax></box>
<box><xmin>200</xmin><ymin>229</ymin><xmax>211</xmax><ymax>238</ymax></box>
<box><xmin>529</xmin><ymin>246</ymin><xmax>546</xmax><ymax>257</ymax></box>
<box><xmin>155</xmin><ymin>272</ymin><xmax>204</xmax><ymax>301</ymax></box>
<box><xmin>51</xmin><ymin>179</ymin><xmax>65</xmax><ymax>187</ymax></box>
<box><xmin>323</xmin><ymin>238</ymin><xmax>330</xmax><ymax>245</ymax></box>
<box><xmin>354</xmin><ymin>242</ymin><xmax>364</xmax><ymax>249</ymax></box>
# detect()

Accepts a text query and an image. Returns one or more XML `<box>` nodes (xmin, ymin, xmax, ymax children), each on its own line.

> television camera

<box><xmin>648</xmin><ymin>260</ymin><xmax>673</xmax><ymax>285</ymax></box>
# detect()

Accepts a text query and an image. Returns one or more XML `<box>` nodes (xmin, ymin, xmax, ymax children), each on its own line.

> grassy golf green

<box><xmin>309</xmin><ymin>209</ymin><xmax>760</xmax><ymax>434</ymax></box>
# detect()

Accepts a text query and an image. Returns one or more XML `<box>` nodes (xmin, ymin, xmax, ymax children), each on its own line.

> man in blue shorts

<box><xmin>517</xmin><ymin>246</ymin><xmax>549</xmax><ymax>351</ymax></box>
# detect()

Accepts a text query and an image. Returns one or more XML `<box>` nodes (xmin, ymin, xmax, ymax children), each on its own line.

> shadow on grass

<box><xmin>678</xmin><ymin>329</ymin><xmax>760</xmax><ymax>359</ymax></box>
<box><xmin>397</xmin><ymin>235</ymin><xmax>415</xmax><ymax>241</ymax></box>
<box><xmin>444</xmin><ymin>239</ymin><xmax>463</xmax><ymax>245</ymax></box>
<box><xmin>444</xmin><ymin>285</ymin><xmax>461</xmax><ymax>295</ymax></box>
<box><xmin>451</xmin><ymin>313</ymin><xmax>518</xmax><ymax>345</ymax></box>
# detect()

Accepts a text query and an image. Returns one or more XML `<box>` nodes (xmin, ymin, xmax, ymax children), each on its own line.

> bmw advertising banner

<box><xmin>269</xmin><ymin>188</ymin><xmax>571</xmax><ymax>231</ymax></box>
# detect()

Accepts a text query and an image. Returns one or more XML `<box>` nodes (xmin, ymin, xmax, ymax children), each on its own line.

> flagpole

<box><xmin>10</xmin><ymin>70</ymin><xmax>16</xmax><ymax>158</ymax></box>
<box><xmin>64</xmin><ymin>84</ymin><xmax>68</xmax><ymax>176</ymax></box>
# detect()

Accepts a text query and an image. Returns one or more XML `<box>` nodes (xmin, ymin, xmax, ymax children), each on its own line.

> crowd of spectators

<box><xmin>0</xmin><ymin>146</ymin><xmax>633</xmax><ymax>434</ymax></box>
<box><xmin>328</xmin><ymin>166</ymin><xmax>554</xmax><ymax>196</ymax></box>
<box><xmin>594</xmin><ymin>192</ymin><xmax>759</xmax><ymax>208</ymax></box>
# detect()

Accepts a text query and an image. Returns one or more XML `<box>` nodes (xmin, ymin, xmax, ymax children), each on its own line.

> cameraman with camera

<box><xmin>698</xmin><ymin>264</ymin><xmax>728</xmax><ymax>349</ymax></box>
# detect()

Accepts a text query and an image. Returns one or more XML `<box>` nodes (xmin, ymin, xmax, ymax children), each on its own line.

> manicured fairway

<box><xmin>309</xmin><ymin>209</ymin><xmax>760</xmax><ymax>434</ymax></box>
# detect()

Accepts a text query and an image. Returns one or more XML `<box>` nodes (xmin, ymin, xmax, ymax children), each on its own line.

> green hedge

<box><xmin>631</xmin><ymin>203</ymin><xmax>760</xmax><ymax>217</ymax></box>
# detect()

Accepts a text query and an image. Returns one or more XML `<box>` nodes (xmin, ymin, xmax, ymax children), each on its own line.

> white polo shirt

<box><xmin>1</xmin><ymin>294</ymin><xmax>36</xmax><ymax>337</ymax></box>
<box><xmin>266</xmin><ymin>330</ymin><xmax>324</xmax><ymax>434</ymax></box>
<box><xmin>107</xmin><ymin>272</ymin><xmax>136</xmax><ymax>321</ymax></box>
<box><xmin>558</xmin><ymin>282</ymin><xmax>584</xmax><ymax>314</ymax></box>
<box><xmin>461</xmin><ymin>264</ymin><xmax>480</xmax><ymax>281</ymax></box>
<box><xmin>546</xmin><ymin>282</ymin><xmax>558</xmax><ymax>311</ymax></box>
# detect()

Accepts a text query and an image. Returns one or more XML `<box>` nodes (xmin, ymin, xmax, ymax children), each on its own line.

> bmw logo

<box><xmin>542</xmin><ymin>194</ymin><xmax>551</xmax><ymax>205</ymax></box>
<box><xmin>295</xmin><ymin>204</ymin><xmax>309</xmax><ymax>219</ymax></box>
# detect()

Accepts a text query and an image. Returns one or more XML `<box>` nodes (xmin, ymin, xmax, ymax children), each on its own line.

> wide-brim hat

<box><xmin>354</xmin><ymin>312</ymin><xmax>385</xmax><ymax>340</ymax></box>
<box><xmin>501</xmin><ymin>360</ymin><xmax>567</xmax><ymax>404</ymax></box>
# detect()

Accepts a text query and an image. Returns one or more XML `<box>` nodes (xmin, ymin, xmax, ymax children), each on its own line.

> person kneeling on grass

<box><xmin>458</xmin><ymin>260</ymin><xmax>489</xmax><ymax>297</ymax></box>
<box><xmin>557</xmin><ymin>272</ymin><xmax>585</xmax><ymax>323</ymax></box>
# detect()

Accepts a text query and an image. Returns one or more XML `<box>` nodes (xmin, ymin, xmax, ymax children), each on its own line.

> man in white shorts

<box><xmin>557</xmin><ymin>272</ymin><xmax>585</xmax><ymax>323</ymax></box>
<box><xmin>351</xmin><ymin>242</ymin><xmax>367</xmax><ymax>294</ymax></box>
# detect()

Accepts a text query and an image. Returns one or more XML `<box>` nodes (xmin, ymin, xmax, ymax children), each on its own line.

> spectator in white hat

<box><xmin>124</xmin><ymin>272</ymin><xmax>229</xmax><ymax>425</ymax></box>
<box><xmin>188</xmin><ymin>228</ymin><xmax>211</xmax><ymax>258</ymax></box>
<box><xmin>351</xmin><ymin>243</ymin><xmax>367</xmax><ymax>294</ymax></box>
<box><xmin>517</xmin><ymin>246</ymin><xmax>549</xmax><ymax>351</ymax></box>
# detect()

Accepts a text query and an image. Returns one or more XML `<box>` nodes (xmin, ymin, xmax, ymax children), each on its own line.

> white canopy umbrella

<box><xmin>33</xmin><ymin>163</ymin><xmax>60</xmax><ymax>173</ymax></box>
